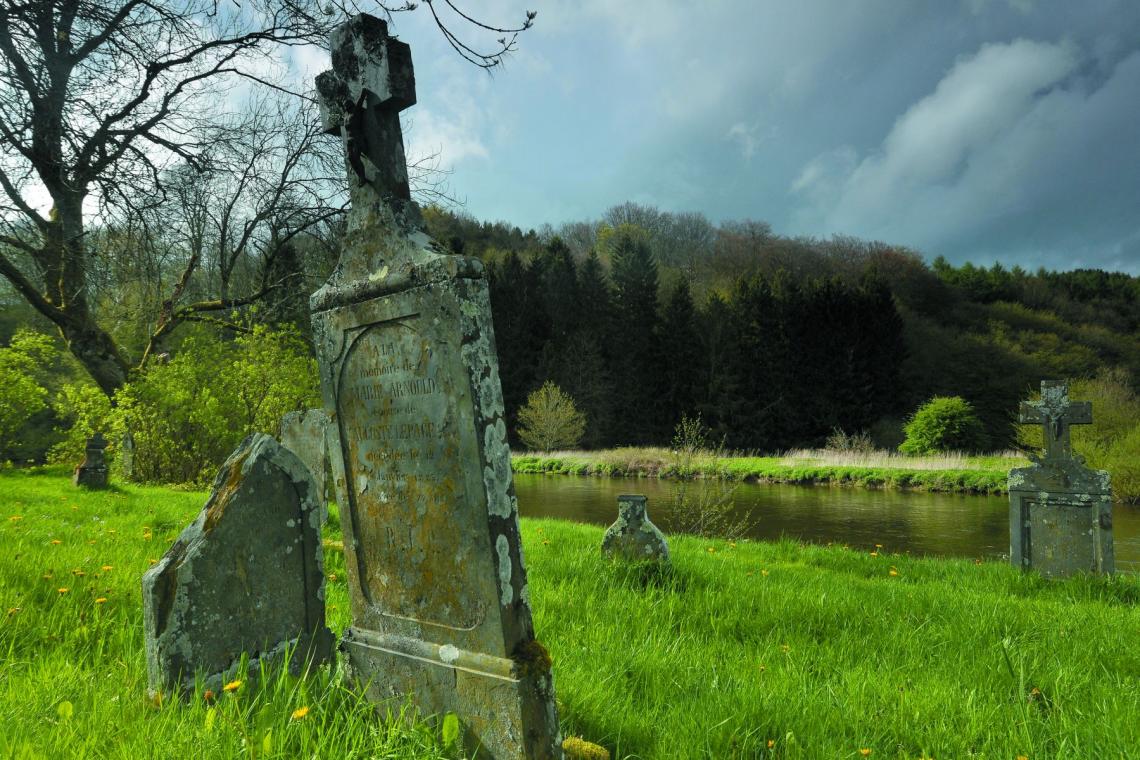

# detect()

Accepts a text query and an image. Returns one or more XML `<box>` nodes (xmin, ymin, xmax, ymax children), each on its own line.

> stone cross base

<box><xmin>341</xmin><ymin>628</ymin><xmax>560</xmax><ymax>758</ymax></box>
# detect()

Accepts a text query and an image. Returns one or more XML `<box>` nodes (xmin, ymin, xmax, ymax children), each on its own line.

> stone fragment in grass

<box><xmin>141</xmin><ymin>433</ymin><xmax>334</xmax><ymax>699</ymax></box>
<box><xmin>73</xmin><ymin>433</ymin><xmax>108</xmax><ymax>489</ymax></box>
<box><xmin>602</xmin><ymin>494</ymin><xmax>670</xmax><ymax>566</ymax></box>
<box><xmin>278</xmin><ymin>408</ymin><xmax>332</xmax><ymax>525</ymax></box>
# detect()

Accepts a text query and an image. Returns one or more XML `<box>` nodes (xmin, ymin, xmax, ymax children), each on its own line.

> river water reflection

<box><xmin>513</xmin><ymin>473</ymin><xmax>1140</xmax><ymax>571</ymax></box>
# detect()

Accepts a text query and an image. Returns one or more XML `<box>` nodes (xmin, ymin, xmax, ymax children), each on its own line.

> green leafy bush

<box><xmin>899</xmin><ymin>396</ymin><xmax>989</xmax><ymax>455</ymax></box>
<box><xmin>0</xmin><ymin>329</ymin><xmax>56</xmax><ymax>462</ymax></box>
<box><xmin>116</xmin><ymin>326</ymin><xmax>319</xmax><ymax>484</ymax></box>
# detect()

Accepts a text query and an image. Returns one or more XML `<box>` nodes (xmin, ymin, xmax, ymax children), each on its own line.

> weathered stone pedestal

<box><xmin>73</xmin><ymin>432</ymin><xmax>108</xmax><ymax>488</ymax></box>
<box><xmin>602</xmin><ymin>494</ymin><xmax>670</xmax><ymax>565</ymax></box>
<box><xmin>1009</xmin><ymin>381</ymin><xmax>1113</xmax><ymax>578</ymax></box>
<box><xmin>311</xmin><ymin>14</ymin><xmax>561</xmax><ymax>759</ymax></box>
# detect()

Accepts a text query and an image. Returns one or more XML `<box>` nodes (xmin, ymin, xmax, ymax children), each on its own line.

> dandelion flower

<box><xmin>328</xmin><ymin>574</ymin><xmax>337</xmax><ymax>582</ymax></box>
<box><xmin>889</xmin><ymin>569</ymin><xmax>899</xmax><ymax>577</ymax></box>
<box><xmin>291</xmin><ymin>705</ymin><xmax>310</xmax><ymax>720</ymax></box>
<box><xmin>147</xmin><ymin>559</ymin><xmax>158</xmax><ymax>565</ymax></box>
<box><xmin>728</xmin><ymin>542</ymin><xmax>737</xmax><ymax>548</ymax></box>
<box><xmin>761</xmin><ymin>569</ymin><xmax>769</xmax><ymax>577</ymax></box>
<box><xmin>6</xmin><ymin>607</ymin><xmax>19</xmax><ymax>616</ymax></box>
<box><xmin>767</xmin><ymin>739</ymin><xmax>775</xmax><ymax>748</ymax></box>
<box><xmin>869</xmin><ymin>551</ymin><xmax>879</xmax><ymax>557</ymax></box>
<box><xmin>875</xmin><ymin>544</ymin><xmax>883</xmax><ymax>549</ymax></box>
<box><xmin>859</xmin><ymin>750</ymin><xmax>872</xmax><ymax>757</ymax></box>
<box><xmin>95</xmin><ymin>597</ymin><xmax>107</xmax><ymax>604</ymax></box>
<box><xmin>541</xmin><ymin>539</ymin><xmax>551</xmax><ymax>546</ymax></box>
<box><xmin>8</xmin><ymin>515</ymin><xmax>22</xmax><ymax>521</ymax></box>
<box><xmin>706</xmin><ymin>547</ymin><xmax>716</xmax><ymax>553</ymax></box>
<box><xmin>72</xmin><ymin>569</ymin><xmax>85</xmax><ymax>576</ymax></box>
<box><xmin>101</xmin><ymin>565</ymin><xmax>113</xmax><ymax>571</ymax></box>
<box><xmin>780</xmin><ymin>644</ymin><xmax>790</xmax><ymax>653</ymax></box>
<box><xmin>58</xmin><ymin>587</ymin><xmax>69</xmax><ymax>594</ymax></box>
<box><xmin>202</xmin><ymin>690</ymin><xmax>216</xmax><ymax>702</ymax></box>
<box><xmin>50</xmin><ymin>540</ymin><xmax>61</xmax><ymax>545</ymax></box>
<box><xmin>223</xmin><ymin>680</ymin><xmax>242</xmax><ymax>693</ymax></box>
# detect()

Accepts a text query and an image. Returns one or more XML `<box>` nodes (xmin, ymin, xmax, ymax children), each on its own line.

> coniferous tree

<box><xmin>488</xmin><ymin>252</ymin><xmax>551</xmax><ymax>440</ymax></box>
<box><xmin>658</xmin><ymin>279</ymin><xmax>703</xmax><ymax>431</ymax></box>
<box><xmin>608</xmin><ymin>228</ymin><xmax>662</xmax><ymax>444</ymax></box>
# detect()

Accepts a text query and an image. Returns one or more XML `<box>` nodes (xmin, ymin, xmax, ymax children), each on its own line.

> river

<box><xmin>512</xmin><ymin>473</ymin><xmax>1140</xmax><ymax>571</ymax></box>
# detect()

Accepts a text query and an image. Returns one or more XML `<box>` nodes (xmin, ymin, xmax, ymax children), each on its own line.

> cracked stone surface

<box><xmin>1009</xmin><ymin>381</ymin><xmax>1114</xmax><ymax>578</ymax></box>
<box><xmin>141</xmin><ymin>434</ymin><xmax>334</xmax><ymax>698</ymax></box>
<box><xmin>311</xmin><ymin>13</ymin><xmax>562</xmax><ymax>759</ymax></box>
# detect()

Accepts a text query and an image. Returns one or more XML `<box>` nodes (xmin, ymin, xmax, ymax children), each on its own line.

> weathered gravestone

<box><xmin>141</xmin><ymin>434</ymin><xmax>334</xmax><ymax>698</ymax></box>
<box><xmin>602</xmin><ymin>494</ymin><xmax>670</xmax><ymax>565</ymax></box>
<box><xmin>310</xmin><ymin>15</ymin><xmax>562</xmax><ymax>759</ymax></box>
<box><xmin>279</xmin><ymin>408</ymin><xmax>332</xmax><ymax>524</ymax></box>
<box><xmin>1009</xmin><ymin>381</ymin><xmax>1113</xmax><ymax>578</ymax></box>
<box><xmin>73</xmin><ymin>432</ymin><xmax>108</xmax><ymax>488</ymax></box>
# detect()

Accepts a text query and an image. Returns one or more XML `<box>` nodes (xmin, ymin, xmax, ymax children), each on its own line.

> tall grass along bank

<box><xmin>513</xmin><ymin>447</ymin><xmax>1021</xmax><ymax>495</ymax></box>
<box><xmin>2</xmin><ymin>468</ymin><xmax>1138</xmax><ymax>758</ymax></box>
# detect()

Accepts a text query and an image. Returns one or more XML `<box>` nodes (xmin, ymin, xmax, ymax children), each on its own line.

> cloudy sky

<box><xmin>296</xmin><ymin>1</ymin><xmax>1140</xmax><ymax>273</ymax></box>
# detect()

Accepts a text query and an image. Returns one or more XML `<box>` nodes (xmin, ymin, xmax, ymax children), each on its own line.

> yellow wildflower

<box><xmin>761</xmin><ymin>569</ymin><xmax>769</xmax><ymax>577</ymax></box>
<box><xmin>291</xmin><ymin>705</ymin><xmax>310</xmax><ymax>720</ymax></box>
<box><xmin>780</xmin><ymin>644</ymin><xmax>790</xmax><ymax>653</ymax></box>
<box><xmin>889</xmin><ymin>569</ymin><xmax>899</xmax><ymax>577</ymax></box>
<box><xmin>706</xmin><ymin>546</ymin><xmax>716</xmax><ymax>553</ymax></box>
<box><xmin>6</xmin><ymin>607</ymin><xmax>19</xmax><ymax>616</ymax></box>
<box><xmin>328</xmin><ymin>574</ymin><xmax>337</xmax><ymax>582</ymax></box>
<box><xmin>860</xmin><ymin>750</ymin><xmax>872</xmax><ymax>757</ymax></box>
<box><xmin>148</xmin><ymin>559</ymin><xmax>158</xmax><ymax>565</ymax></box>
<box><xmin>223</xmin><ymin>680</ymin><xmax>242</xmax><ymax>693</ymax></box>
<box><xmin>869</xmin><ymin>551</ymin><xmax>879</xmax><ymax>557</ymax></box>
<box><xmin>101</xmin><ymin>565</ymin><xmax>113</xmax><ymax>571</ymax></box>
<box><xmin>58</xmin><ymin>587</ymin><xmax>69</xmax><ymax>594</ymax></box>
<box><xmin>9</xmin><ymin>515</ymin><xmax>22</xmax><ymax>521</ymax></box>
<box><xmin>767</xmin><ymin>739</ymin><xmax>775</xmax><ymax>748</ymax></box>
<box><xmin>50</xmin><ymin>540</ymin><xmax>61</xmax><ymax>545</ymax></box>
<box><xmin>95</xmin><ymin>597</ymin><xmax>107</xmax><ymax>604</ymax></box>
<box><xmin>202</xmin><ymin>690</ymin><xmax>216</xmax><ymax>703</ymax></box>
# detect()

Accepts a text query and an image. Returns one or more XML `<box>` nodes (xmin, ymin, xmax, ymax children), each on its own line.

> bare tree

<box><xmin>0</xmin><ymin>0</ymin><xmax>536</xmax><ymax>396</ymax></box>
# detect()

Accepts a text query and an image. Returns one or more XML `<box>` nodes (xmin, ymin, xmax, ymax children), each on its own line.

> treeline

<box><xmin>3</xmin><ymin>200</ymin><xmax>1139</xmax><ymax>466</ymax></box>
<box><xmin>425</xmin><ymin>203</ymin><xmax>1140</xmax><ymax>452</ymax></box>
<box><xmin>485</xmin><ymin>230</ymin><xmax>904</xmax><ymax>450</ymax></box>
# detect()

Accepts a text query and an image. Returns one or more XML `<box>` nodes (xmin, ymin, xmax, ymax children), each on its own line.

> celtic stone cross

<box><xmin>1018</xmin><ymin>380</ymin><xmax>1092</xmax><ymax>462</ymax></box>
<box><xmin>315</xmin><ymin>15</ymin><xmax>416</xmax><ymax>211</ymax></box>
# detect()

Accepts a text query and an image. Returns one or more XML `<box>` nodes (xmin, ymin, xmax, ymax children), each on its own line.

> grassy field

<box><xmin>512</xmin><ymin>448</ymin><xmax>1023</xmax><ymax>495</ymax></box>
<box><xmin>2</xmin><ymin>468</ymin><xmax>1139</xmax><ymax>759</ymax></box>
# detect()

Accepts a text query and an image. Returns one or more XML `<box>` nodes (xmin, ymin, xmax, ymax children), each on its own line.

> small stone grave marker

<box><xmin>311</xmin><ymin>14</ymin><xmax>562</xmax><ymax>758</ymax></box>
<box><xmin>602</xmin><ymin>494</ymin><xmax>670</xmax><ymax>565</ymax></box>
<box><xmin>73</xmin><ymin>432</ymin><xmax>108</xmax><ymax>488</ymax></box>
<box><xmin>141</xmin><ymin>434</ymin><xmax>334</xmax><ymax>698</ymax></box>
<box><xmin>279</xmin><ymin>408</ymin><xmax>331</xmax><ymax>524</ymax></box>
<box><xmin>1009</xmin><ymin>380</ymin><xmax>1113</xmax><ymax>577</ymax></box>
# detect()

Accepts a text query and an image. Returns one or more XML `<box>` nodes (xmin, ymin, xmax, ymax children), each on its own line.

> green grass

<box><xmin>512</xmin><ymin>447</ymin><xmax>1022</xmax><ymax>495</ymax></box>
<box><xmin>3</xmin><ymin>468</ymin><xmax>1139</xmax><ymax>758</ymax></box>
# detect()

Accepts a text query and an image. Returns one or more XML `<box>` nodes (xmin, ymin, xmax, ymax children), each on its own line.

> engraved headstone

<box><xmin>602</xmin><ymin>494</ymin><xmax>670</xmax><ymax>565</ymax></box>
<box><xmin>1009</xmin><ymin>381</ymin><xmax>1113</xmax><ymax>578</ymax></box>
<box><xmin>73</xmin><ymin>432</ymin><xmax>108</xmax><ymax>488</ymax></box>
<box><xmin>311</xmin><ymin>15</ymin><xmax>561</xmax><ymax>759</ymax></box>
<box><xmin>141</xmin><ymin>434</ymin><xmax>334</xmax><ymax>698</ymax></box>
<box><xmin>279</xmin><ymin>408</ymin><xmax>332</xmax><ymax>524</ymax></box>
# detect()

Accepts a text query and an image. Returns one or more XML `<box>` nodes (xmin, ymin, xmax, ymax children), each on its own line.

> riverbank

<box><xmin>3</xmin><ymin>469</ymin><xmax>1138</xmax><ymax>758</ymax></box>
<box><xmin>513</xmin><ymin>447</ymin><xmax>1023</xmax><ymax>494</ymax></box>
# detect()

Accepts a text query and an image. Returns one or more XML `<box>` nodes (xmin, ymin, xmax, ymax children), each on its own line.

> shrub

<box><xmin>0</xmin><ymin>329</ymin><xmax>55</xmax><ymax>461</ymax></box>
<box><xmin>899</xmin><ymin>396</ymin><xmax>989</xmax><ymax>455</ymax></box>
<box><xmin>517</xmin><ymin>382</ymin><xmax>587</xmax><ymax>451</ymax></box>
<box><xmin>116</xmin><ymin>325</ymin><xmax>319</xmax><ymax>484</ymax></box>
<box><xmin>825</xmin><ymin>427</ymin><xmax>875</xmax><ymax>454</ymax></box>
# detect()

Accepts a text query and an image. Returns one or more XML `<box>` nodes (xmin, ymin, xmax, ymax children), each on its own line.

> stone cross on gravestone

<box><xmin>1008</xmin><ymin>381</ymin><xmax>1113</xmax><ymax>578</ymax></box>
<box><xmin>310</xmin><ymin>14</ymin><xmax>563</xmax><ymax>759</ymax></box>
<box><xmin>1018</xmin><ymin>380</ymin><xmax>1092</xmax><ymax>463</ymax></box>
<box><xmin>315</xmin><ymin>15</ymin><xmax>416</xmax><ymax>210</ymax></box>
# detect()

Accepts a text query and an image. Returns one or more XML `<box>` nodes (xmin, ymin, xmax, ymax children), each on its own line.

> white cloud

<box><xmin>791</xmin><ymin>39</ymin><xmax>1086</xmax><ymax>242</ymax></box>
<box><xmin>725</xmin><ymin>122</ymin><xmax>765</xmax><ymax>160</ymax></box>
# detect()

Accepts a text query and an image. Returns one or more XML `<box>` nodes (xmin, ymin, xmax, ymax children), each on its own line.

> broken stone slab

<box><xmin>73</xmin><ymin>432</ymin><xmax>108</xmax><ymax>489</ymax></box>
<box><xmin>279</xmin><ymin>408</ymin><xmax>332</xmax><ymax>525</ymax></box>
<box><xmin>141</xmin><ymin>433</ymin><xmax>334</xmax><ymax>698</ymax></box>
<box><xmin>602</xmin><ymin>494</ymin><xmax>670</xmax><ymax>565</ymax></box>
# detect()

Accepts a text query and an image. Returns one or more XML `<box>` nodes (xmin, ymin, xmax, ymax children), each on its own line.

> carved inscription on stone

<box><xmin>335</xmin><ymin>319</ymin><xmax>481</xmax><ymax>630</ymax></box>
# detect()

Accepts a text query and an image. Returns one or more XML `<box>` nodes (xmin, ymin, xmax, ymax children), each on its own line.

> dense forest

<box><xmin>2</xmin><ymin>200</ymin><xmax>1139</xmax><ymax>469</ymax></box>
